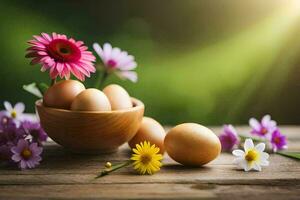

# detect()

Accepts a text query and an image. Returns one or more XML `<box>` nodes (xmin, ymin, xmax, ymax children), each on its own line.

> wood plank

<box><xmin>0</xmin><ymin>183</ymin><xmax>299</xmax><ymax>200</ymax></box>
<box><xmin>0</xmin><ymin>154</ymin><xmax>299</xmax><ymax>185</ymax></box>
<box><xmin>0</xmin><ymin>126</ymin><xmax>299</xmax><ymax>200</ymax></box>
<box><xmin>0</xmin><ymin>151</ymin><xmax>299</xmax><ymax>172</ymax></box>
<box><xmin>0</xmin><ymin>184</ymin><xmax>216</xmax><ymax>200</ymax></box>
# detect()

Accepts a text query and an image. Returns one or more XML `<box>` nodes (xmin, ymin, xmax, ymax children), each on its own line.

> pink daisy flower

<box><xmin>219</xmin><ymin>124</ymin><xmax>240</xmax><ymax>151</ymax></box>
<box><xmin>270</xmin><ymin>129</ymin><xmax>287</xmax><ymax>152</ymax></box>
<box><xmin>26</xmin><ymin>32</ymin><xmax>96</xmax><ymax>81</ymax></box>
<box><xmin>249</xmin><ymin>115</ymin><xmax>277</xmax><ymax>138</ymax></box>
<box><xmin>93</xmin><ymin>42</ymin><xmax>138</xmax><ymax>82</ymax></box>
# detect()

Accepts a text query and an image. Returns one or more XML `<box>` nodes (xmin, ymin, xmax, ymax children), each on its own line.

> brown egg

<box><xmin>43</xmin><ymin>80</ymin><xmax>85</xmax><ymax>109</ymax></box>
<box><xmin>128</xmin><ymin>117</ymin><xmax>166</xmax><ymax>153</ymax></box>
<box><xmin>70</xmin><ymin>88</ymin><xmax>111</xmax><ymax>111</ymax></box>
<box><xmin>164</xmin><ymin>123</ymin><xmax>221</xmax><ymax>166</ymax></box>
<box><xmin>103</xmin><ymin>84</ymin><xmax>132</xmax><ymax>110</ymax></box>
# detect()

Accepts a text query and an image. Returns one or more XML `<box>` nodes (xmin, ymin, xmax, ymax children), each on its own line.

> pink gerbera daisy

<box><xmin>26</xmin><ymin>33</ymin><xmax>96</xmax><ymax>81</ymax></box>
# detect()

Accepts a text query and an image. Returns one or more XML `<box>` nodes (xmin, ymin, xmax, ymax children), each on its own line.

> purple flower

<box><xmin>0</xmin><ymin>101</ymin><xmax>46</xmax><ymax>169</ymax></box>
<box><xmin>11</xmin><ymin>139</ymin><xmax>42</xmax><ymax>169</ymax></box>
<box><xmin>219</xmin><ymin>125</ymin><xmax>240</xmax><ymax>151</ymax></box>
<box><xmin>270</xmin><ymin>129</ymin><xmax>287</xmax><ymax>152</ymax></box>
<box><xmin>249</xmin><ymin>115</ymin><xmax>277</xmax><ymax>138</ymax></box>
<box><xmin>22</xmin><ymin>121</ymin><xmax>47</xmax><ymax>144</ymax></box>
<box><xmin>0</xmin><ymin>116</ymin><xmax>19</xmax><ymax>159</ymax></box>
<box><xmin>0</xmin><ymin>115</ymin><xmax>17</xmax><ymax>133</ymax></box>
<box><xmin>0</xmin><ymin>116</ymin><xmax>24</xmax><ymax>146</ymax></box>
<box><xmin>93</xmin><ymin>43</ymin><xmax>138</xmax><ymax>82</ymax></box>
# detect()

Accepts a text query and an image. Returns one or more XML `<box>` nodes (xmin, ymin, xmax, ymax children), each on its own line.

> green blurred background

<box><xmin>1</xmin><ymin>0</ymin><xmax>300</xmax><ymax>125</ymax></box>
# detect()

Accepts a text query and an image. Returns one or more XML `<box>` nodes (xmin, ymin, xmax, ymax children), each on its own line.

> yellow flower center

<box><xmin>21</xmin><ymin>148</ymin><xmax>32</xmax><ymax>160</ymax></box>
<box><xmin>245</xmin><ymin>150</ymin><xmax>258</xmax><ymax>162</ymax></box>
<box><xmin>140</xmin><ymin>154</ymin><xmax>152</xmax><ymax>165</ymax></box>
<box><xmin>11</xmin><ymin>110</ymin><xmax>17</xmax><ymax>118</ymax></box>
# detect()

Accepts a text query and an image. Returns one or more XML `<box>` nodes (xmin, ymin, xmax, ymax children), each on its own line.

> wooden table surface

<box><xmin>0</xmin><ymin>126</ymin><xmax>299</xmax><ymax>200</ymax></box>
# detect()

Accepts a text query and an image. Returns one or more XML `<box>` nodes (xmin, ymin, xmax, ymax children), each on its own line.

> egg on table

<box><xmin>43</xmin><ymin>80</ymin><xmax>85</xmax><ymax>109</ymax></box>
<box><xmin>164</xmin><ymin>123</ymin><xmax>221</xmax><ymax>166</ymax></box>
<box><xmin>70</xmin><ymin>88</ymin><xmax>111</xmax><ymax>111</ymax></box>
<box><xmin>128</xmin><ymin>117</ymin><xmax>166</xmax><ymax>153</ymax></box>
<box><xmin>103</xmin><ymin>84</ymin><xmax>132</xmax><ymax>110</ymax></box>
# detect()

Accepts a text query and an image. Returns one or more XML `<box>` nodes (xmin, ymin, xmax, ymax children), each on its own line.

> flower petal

<box><xmin>255</xmin><ymin>143</ymin><xmax>265</xmax><ymax>152</ymax></box>
<box><xmin>14</xmin><ymin>102</ymin><xmax>25</xmax><ymax>113</ymax></box>
<box><xmin>253</xmin><ymin>163</ymin><xmax>262</xmax><ymax>171</ymax></box>
<box><xmin>249</xmin><ymin>118</ymin><xmax>260</xmax><ymax>131</ymax></box>
<box><xmin>244</xmin><ymin>139</ymin><xmax>254</xmax><ymax>151</ymax></box>
<box><xmin>232</xmin><ymin>149</ymin><xmax>245</xmax><ymax>157</ymax></box>
<box><xmin>4</xmin><ymin>101</ymin><xmax>12</xmax><ymax>112</ymax></box>
<box><xmin>120</xmin><ymin>61</ymin><xmax>137</xmax><ymax>71</ymax></box>
<box><xmin>93</xmin><ymin>43</ymin><xmax>105</xmax><ymax>61</ymax></box>
<box><xmin>17</xmin><ymin>139</ymin><xmax>28</xmax><ymax>151</ymax></box>
<box><xmin>103</xmin><ymin>43</ymin><xmax>112</xmax><ymax>62</ymax></box>
<box><xmin>239</xmin><ymin>160</ymin><xmax>248</xmax><ymax>171</ymax></box>
<box><xmin>111</xmin><ymin>47</ymin><xmax>121</xmax><ymax>60</ymax></box>
<box><xmin>118</xmin><ymin>55</ymin><xmax>134</xmax><ymax>67</ymax></box>
<box><xmin>225</xmin><ymin>124</ymin><xmax>238</xmax><ymax>136</ymax></box>
<box><xmin>244</xmin><ymin>162</ymin><xmax>252</xmax><ymax>171</ymax></box>
<box><xmin>41</xmin><ymin>33</ymin><xmax>52</xmax><ymax>42</ymax></box>
<box><xmin>233</xmin><ymin>157</ymin><xmax>244</xmax><ymax>164</ymax></box>
<box><xmin>260</xmin><ymin>160</ymin><xmax>269</xmax><ymax>166</ymax></box>
<box><xmin>56</xmin><ymin>62</ymin><xmax>64</xmax><ymax>73</ymax></box>
<box><xmin>268</xmin><ymin>121</ymin><xmax>277</xmax><ymax>129</ymax></box>
<box><xmin>260</xmin><ymin>152</ymin><xmax>269</xmax><ymax>160</ymax></box>
<box><xmin>20</xmin><ymin>160</ymin><xmax>27</xmax><ymax>169</ymax></box>
<box><xmin>11</xmin><ymin>154</ymin><xmax>22</xmax><ymax>162</ymax></box>
<box><xmin>262</xmin><ymin>115</ymin><xmax>277</xmax><ymax>129</ymax></box>
<box><xmin>116</xmin><ymin>71</ymin><xmax>138</xmax><ymax>83</ymax></box>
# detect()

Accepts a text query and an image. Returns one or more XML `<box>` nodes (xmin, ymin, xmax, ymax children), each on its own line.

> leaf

<box><xmin>23</xmin><ymin>83</ymin><xmax>43</xmax><ymax>98</ymax></box>
<box><xmin>37</xmin><ymin>82</ymin><xmax>49</xmax><ymax>94</ymax></box>
<box><xmin>277</xmin><ymin>151</ymin><xmax>300</xmax><ymax>160</ymax></box>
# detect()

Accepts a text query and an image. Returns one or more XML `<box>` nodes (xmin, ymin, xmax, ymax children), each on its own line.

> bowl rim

<box><xmin>35</xmin><ymin>97</ymin><xmax>144</xmax><ymax>114</ymax></box>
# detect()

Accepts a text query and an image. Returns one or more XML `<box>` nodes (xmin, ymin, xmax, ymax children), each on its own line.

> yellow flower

<box><xmin>131</xmin><ymin>141</ymin><xmax>163</xmax><ymax>175</ymax></box>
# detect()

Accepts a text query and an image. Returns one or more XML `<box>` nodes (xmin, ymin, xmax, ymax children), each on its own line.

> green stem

<box><xmin>95</xmin><ymin>160</ymin><xmax>132</xmax><ymax>178</ymax></box>
<box><xmin>50</xmin><ymin>78</ymin><xmax>56</xmax><ymax>86</ymax></box>
<box><xmin>239</xmin><ymin>135</ymin><xmax>265</xmax><ymax>143</ymax></box>
<box><xmin>95</xmin><ymin>70</ymin><xmax>109</xmax><ymax>89</ymax></box>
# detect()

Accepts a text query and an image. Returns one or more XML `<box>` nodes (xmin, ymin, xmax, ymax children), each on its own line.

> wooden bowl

<box><xmin>35</xmin><ymin>98</ymin><xmax>144</xmax><ymax>153</ymax></box>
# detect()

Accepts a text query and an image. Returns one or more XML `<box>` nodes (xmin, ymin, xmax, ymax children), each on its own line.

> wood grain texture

<box><xmin>0</xmin><ymin>126</ymin><xmax>299</xmax><ymax>200</ymax></box>
<box><xmin>35</xmin><ymin>98</ymin><xmax>144</xmax><ymax>153</ymax></box>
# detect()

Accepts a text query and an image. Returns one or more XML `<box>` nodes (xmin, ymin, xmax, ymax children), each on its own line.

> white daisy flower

<box><xmin>3</xmin><ymin>101</ymin><xmax>26</xmax><ymax>126</ymax></box>
<box><xmin>93</xmin><ymin>42</ymin><xmax>138</xmax><ymax>82</ymax></box>
<box><xmin>232</xmin><ymin>138</ymin><xmax>269</xmax><ymax>171</ymax></box>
